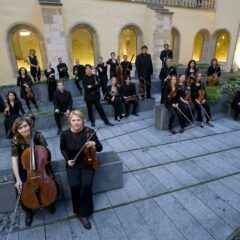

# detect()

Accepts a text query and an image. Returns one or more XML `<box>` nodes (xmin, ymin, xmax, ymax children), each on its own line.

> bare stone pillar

<box><xmin>151</xmin><ymin>9</ymin><xmax>174</xmax><ymax>77</ymax></box>
<box><xmin>38</xmin><ymin>1</ymin><xmax>68</xmax><ymax>71</ymax></box>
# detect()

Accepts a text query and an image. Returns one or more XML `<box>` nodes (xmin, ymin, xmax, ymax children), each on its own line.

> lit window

<box><xmin>192</xmin><ymin>32</ymin><xmax>204</xmax><ymax>62</ymax></box>
<box><xmin>215</xmin><ymin>32</ymin><xmax>230</xmax><ymax>62</ymax></box>
<box><xmin>72</xmin><ymin>28</ymin><xmax>94</xmax><ymax>65</ymax></box>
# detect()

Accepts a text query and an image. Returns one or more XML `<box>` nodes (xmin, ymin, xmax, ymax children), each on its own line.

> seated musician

<box><xmin>185</xmin><ymin>60</ymin><xmax>198</xmax><ymax>79</ymax></box>
<box><xmin>159</xmin><ymin>58</ymin><xmax>177</xmax><ymax>104</ymax></box>
<box><xmin>165</xmin><ymin>75</ymin><xmax>185</xmax><ymax>134</ymax></box>
<box><xmin>11</xmin><ymin>116</ymin><xmax>56</xmax><ymax>227</ymax></box>
<box><xmin>4</xmin><ymin>91</ymin><xmax>25</xmax><ymax>139</ymax></box>
<box><xmin>105</xmin><ymin>77</ymin><xmax>125</xmax><ymax>121</ymax></box>
<box><xmin>121</xmin><ymin>76</ymin><xmax>138</xmax><ymax>118</ymax></box>
<box><xmin>17</xmin><ymin>67</ymin><xmax>39</xmax><ymax>112</ymax></box>
<box><xmin>53</xmin><ymin>80</ymin><xmax>73</xmax><ymax>135</ymax></box>
<box><xmin>60</xmin><ymin>110</ymin><xmax>103</xmax><ymax>230</ymax></box>
<box><xmin>207</xmin><ymin>58</ymin><xmax>221</xmax><ymax>86</ymax></box>
<box><xmin>231</xmin><ymin>91</ymin><xmax>240</xmax><ymax>121</ymax></box>
<box><xmin>191</xmin><ymin>73</ymin><xmax>213</xmax><ymax>127</ymax></box>
<box><xmin>177</xmin><ymin>74</ymin><xmax>194</xmax><ymax>127</ymax></box>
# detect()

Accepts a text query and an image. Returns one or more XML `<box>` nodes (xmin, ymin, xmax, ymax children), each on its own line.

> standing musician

<box><xmin>231</xmin><ymin>91</ymin><xmax>240</xmax><ymax>121</ymax></box>
<box><xmin>95</xmin><ymin>57</ymin><xmax>108</xmax><ymax>97</ymax></box>
<box><xmin>106</xmin><ymin>52</ymin><xmax>119</xmax><ymax>79</ymax></box>
<box><xmin>73</xmin><ymin>59</ymin><xmax>85</xmax><ymax>92</ymax></box>
<box><xmin>207</xmin><ymin>58</ymin><xmax>221</xmax><ymax>86</ymax></box>
<box><xmin>57</xmin><ymin>58</ymin><xmax>69</xmax><ymax>79</ymax></box>
<box><xmin>120</xmin><ymin>55</ymin><xmax>133</xmax><ymax>78</ymax></box>
<box><xmin>4</xmin><ymin>91</ymin><xmax>25</xmax><ymax>139</ymax></box>
<box><xmin>105</xmin><ymin>77</ymin><xmax>125</xmax><ymax>121</ymax></box>
<box><xmin>121</xmin><ymin>76</ymin><xmax>138</xmax><ymax>118</ymax></box>
<box><xmin>159</xmin><ymin>58</ymin><xmax>177</xmax><ymax>104</ymax></box>
<box><xmin>135</xmin><ymin>45</ymin><xmax>153</xmax><ymax>99</ymax></box>
<box><xmin>44</xmin><ymin>63</ymin><xmax>56</xmax><ymax>102</ymax></box>
<box><xmin>17</xmin><ymin>67</ymin><xmax>39</xmax><ymax>112</ymax></box>
<box><xmin>160</xmin><ymin>43</ymin><xmax>173</xmax><ymax>66</ymax></box>
<box><xmin>191</xmin><ymin>73</ymin><xmax>213</xmax><ymax>127</ymax></box>
<box><xmin>11</xmin><ymin>116</ymin><xmax>56</xmax><ymax>227</ymax></box>
<box><xmin>165</xmin><ymin>75</ymin><xmax>185</xmax><ymax>134</ymax></box>
<box><xmin>82</xmin><ymin>64</ymin><xmax>113</xmax><ymax>127</ymax></box>
<box><xmin>60</xmin><ymin>110</ymin><xmax>102</xmax><ymax>230</ymax></box>
<box><xmin>185</xmin><ymin>60</ymin><xmax>198</xmax><ymax>79</ymax></box>
<box><xmin>177</xmin><ymin>74</ymin><xmax>194</xmax><ymax>127</ymax></box>
<box><xmin>53</xmin><ymin>80</ymin><xmax>73</xmax><ymax>135</ymax></box>
<box><xmin>27</xmin><ymin>49</ymin><xmax>41</xmax><ymax>82</ymax></box>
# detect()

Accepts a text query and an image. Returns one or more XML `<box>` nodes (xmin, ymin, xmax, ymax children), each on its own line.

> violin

<box><xmin>123</xmin><ymin>54</ymin><xmax>134</xmax><ymax>78</ymax></box>
<box><xmin>115</xmin><ymin>56</ymin><xmax>124</xmax><ymax>84</ymax></box>
<box><xmin>207</xmin><ymin>74</ymin><xmax>219</xmax><ymax>86</ymax></box>
<box><xmin>169</xmin><ymin>89</ymin><xmax>177</xmax><ymax>99</ymax></box>
<box><xmin>138</xmin><ymin>76</ymin><xmax>145</xmax><ymax>98</ymax></box>
<box><xmin>83</xmin><ymin>146</ymin><xmax>100</xmax><ymax>170</ymax></box>
<box><xmin>21</xmin><ymin>124</ymin><xmax>57</xmax><ymax>209</ymax></box>
<box><xmin>25</xmin><ymin>84</ymin><xmax>34</xmax><ymax>98</ymax></box>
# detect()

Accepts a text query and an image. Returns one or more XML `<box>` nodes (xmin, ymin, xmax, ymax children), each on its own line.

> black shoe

<box><xmin>57</xmin><ymin>128</ymin><xmax>62</xmax><ymax>135</ymax></box>
<box><xmin>48</xmin><ymin>204</ymin><xmax>56</xmax><ymax>214</ymax></box>
<box><xmin>80</xmin><ymin>218</ymin><xmax>92</xmax><ymax>230</ymax></box>
<box><xmin>132</xmin><ymin>113</ymin><xmax>138</xmax><ymax>116</ymax></box>
<box><xmin>25</xmin><ymin>212</ymin><xmax>33</xmax><ymax>227</ymax></box>
<box><xmin>105</xmin><ymin>122</ymin><xmax>114</xmax><ymax>126</ymax></box>
<box><xmin>169</xmin><ymin>129</ymin><xmax>176</xmax><ymax>134</ymax></box>
<box><xmin>200</xmin><ymin>122</ymin><xmax>204</xmax><ymax>128</ymax></box>
<box><xmin>180</xmin><ymin>128</ymin><xmax>185</xmax><ymax>133</ymax></box>
<box><xmin>91</xmin><ymin>122</ymin><xmax>95</xmax><ymax>127</ymax></box>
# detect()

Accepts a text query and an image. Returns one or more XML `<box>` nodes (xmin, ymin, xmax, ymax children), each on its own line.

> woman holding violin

<box><xmin>11</xmin><ymin>116</ymin><xmax>56</xmax><ymax>227</ymax></box>
<box><xmin>105</xmin><ymin>77</ymin><xmax>125</xmax><ymax>121</ymax></box>
<box><xmin>191</xmin><ymin>73</ymin><xmax>214</xmax><ymax>127</ymax></box>
<box><xmin>207</xmin><ymin>58</ymin><xmax>221</xmax><ymax>86</ymax></box>
<box><xmin>165</xmin><ymin>75</ymin><xmax>185</xmax><ymax>134</ymax></box>
<box><xmin>185</xmin><ymin>59</ymin><xmax>198</xmax><ymax>80</ymax></box>
<box><xmin>60</xmin><ymin>110</ymin><xmax>103</xmax><ymax>230</ymax></box>
<box><xmin>106</xmin><ymin>52</ymin><xmax>119</xmax><ymax>79</ymax></box>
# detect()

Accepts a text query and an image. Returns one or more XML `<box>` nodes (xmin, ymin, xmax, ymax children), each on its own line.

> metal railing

<box><xmin>129</xmin><ymin>0</ymin><xmax>215</xmax><ymax>9</ymax></box>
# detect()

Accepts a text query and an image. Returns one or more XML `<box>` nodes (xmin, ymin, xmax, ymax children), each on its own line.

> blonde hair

<box><xmin>68</xmin><ymin>110</ymin><xmax>85</xmax><ymax>126</ymax></box>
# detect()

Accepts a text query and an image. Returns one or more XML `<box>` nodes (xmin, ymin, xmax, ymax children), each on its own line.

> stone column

<box><xmin>151</xmin><ymin>9</ymin><xmax>174</xmax><ymax>76</ymax></box>
<box><xmin>39</xmin><ymin>1</ymin><xmax>68</xmax><ymax>72</ymax></box>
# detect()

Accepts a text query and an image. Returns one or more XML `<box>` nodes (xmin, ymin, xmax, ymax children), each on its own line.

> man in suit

<box><xmin>160</xmin><ymin>44</ymin><xmax>173</xmax><ymax>66</ymax></box>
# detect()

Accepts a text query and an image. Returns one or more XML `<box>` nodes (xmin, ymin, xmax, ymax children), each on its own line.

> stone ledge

<box><xmin>38</xmin><ymin>0</ymin><xmax>62</xmax><ymax>6</ymax></box>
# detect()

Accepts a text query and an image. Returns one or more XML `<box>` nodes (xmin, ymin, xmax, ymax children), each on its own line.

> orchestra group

<box><xmin>1</xmin><ymin>43</ymin><xmax>240</xmax><ymax>231</ymax></box>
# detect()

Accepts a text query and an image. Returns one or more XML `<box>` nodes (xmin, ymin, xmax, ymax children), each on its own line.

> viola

<box><xmin>83</xmin><ymin>146</ymin><xmax>100</xmax><ymax>170</ymax></box>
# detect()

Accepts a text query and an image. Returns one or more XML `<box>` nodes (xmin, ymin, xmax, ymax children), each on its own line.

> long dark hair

<box><xmin>187</xmin><ymin>60</ymin><xmax>197</xmax><ymax>69</ymax></box>
<box><xmin>211</xmin><ymin>58</ymin><xmax>219</xmax><ymax>67</ymax></box>
<box><xmin>12</xmin><ymin>116</ymin><xmax>31</xmax><ymax>142</ymax></box>
<box><xmin>18</xmin><ymin>67</ymin><xmax>28</xmax><ymax>76</ymax></box>
<box><xmin>6</xmin><ymin>91</ymin><xmax>21</xmax><ymax>105</ymax></box>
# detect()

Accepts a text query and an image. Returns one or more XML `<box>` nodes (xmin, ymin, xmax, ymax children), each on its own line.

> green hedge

<box><xmin>206</xmin><ymin>86</ymin><xmax>221</xmax><ymax>104</ymax></box>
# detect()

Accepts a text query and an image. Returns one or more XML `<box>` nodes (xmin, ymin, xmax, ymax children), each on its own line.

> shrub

<box><xmin>220</xmin><ymin>78</ymin><xmax>240</xmax><ymax>102</ymax></box>
<box><xmin>206</xmin><ymin>86</ymin><xmax>221</xmax><ymax>104</ymax></box>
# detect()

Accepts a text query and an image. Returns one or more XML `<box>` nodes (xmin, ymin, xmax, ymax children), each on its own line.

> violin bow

<box><xmin>176</xmin><ymin>106</ymin><xmax>195</xmax><ymax>127</ymax></box>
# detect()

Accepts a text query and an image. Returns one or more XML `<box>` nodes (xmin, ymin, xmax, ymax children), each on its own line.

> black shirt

<box><xmin>44</xmin><ymin>68</ymin><xmax>56</xmax><ymax>83</ymax></box>
<box><xmin>60</xmin><ymin>127</ymin><xmax>103</xmax><ymax>168</ymax></box>
<box><xmin>57</xmin><ymin>63</ymin><xmax>69</xmax><ymax>78</ymax></box>
<box><xmin>6</xmin><ymin>100</ymin><xmax>25</xmax><ymax>116</ymax></box>
<box><xmin>135</xmin><ymin>53</ymin><xmax>153</xmax><ymax>78</ymax></box>
<box><xmin>159</xmin><ymin>66</ymin><xmax>177</xmax><ymax>83</ymax></box>
<box><xmin>121</xmin><ymin>83</ymin><xmax>136</xmax><ymax>97</ymax></box>
<box><xmin>208</xmin><ymin>65</ymin><xmax>221</xmax><ymax>77</ymax></box>
<box><xmin>106</xmin><ymin>59</ymin><xmax>119</xmax><ymax>78</ymax></box>
<box><xmin>120</xmin><ymin>61</ymin><xmax>132</xmax><ymax>77</ymax></box>
<box><xmin>53</xmin><ymin>89</ymin><xmax>73</xmax><ymax>112</ymax></box>
<box><xmin>185</xmin><ymin>67</ymin><xmax>198</xmax><ymax>79</ymax></box>
<box><xmin>17</xmin><ymin>75</ymin><xmax>33</xmax><ymax>99</ymax></box>
<box><xmin>165</xmin><ymin>84</ymin><xmax>178</xmax><ymax>107</ymax></box>
<box><xmin>95</xmin><ymin>63</ymin><xmax>108</xmax><ymax>81</ymax></box>
<box><xmin>73</xmin><ymin>64</ymin><xmax>85</xmax><ymax>79</ymax></box>
<box><xmin>160</xmin><ymin>50</ymin><xmax>173</xmax><ymax>62</ymax></box>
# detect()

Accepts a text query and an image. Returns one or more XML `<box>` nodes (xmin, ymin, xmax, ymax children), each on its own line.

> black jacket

<box><xmin>159</xmin><ymin>66</ymin><xmax>177</xmax><ymax>84</ymax></box>
<box><xmin>57</xmin><ymin>63</ymin><xmax>69</xmax><ymax>78</ymax></box>
<box><xmin>160</xmin><ymin>50</ymin><xmax>173</xmax><ymax>62</ymax></box>
<box><xmin>121</xmin><ymin>61</ymin><xmax>132</xmax><ymax>77</ymax></box>
<box><xmin>73</xmin><ymin>64</ymin><xmax>85</xmax><ymax>79</ymax></box>
<box><xmin>17</xmin><ymin>75</ymin><xmax>33</xmax><ymax>99</ymax></box>
<box><xmin>121</xmin><ymin>83</ymin><xmax>136</xmax><ymax>97</ymax></box>
<box><xmin>208</xmin><ymin>66</ymin><xmax>221</xmax><ymax>77</ymax></box>
<box><xmin>96</xmin><ymin>63</ymin><xmax>108</xmax><ymax>81</ymax></box>
<box><xmin>231</xmin><ymin>91</ymin><xmax>240</xmax><ymax>109</ymax></box>
<box><xmin>135</xmin><ymin>53</ymin><xmax>153</xmax><ymax>78</ymax></box>
<box><xmin>53</xmin><ymin>89</ymin><xmax>73</xmax><ymax>112</ymax></box>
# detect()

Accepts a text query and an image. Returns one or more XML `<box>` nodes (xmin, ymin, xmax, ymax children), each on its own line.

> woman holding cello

<box><xmin>191</xmin><ymin>73</ymin><xmax>214</xmax><ymax>127</ymax></box>
<box><xmin>60</xmin><ymin>110</ymin><xmax>103</xmax><ymax>230</ymax></box>
<box><xmin>11</xmin><ymin>116</ymin><xmax>57</xmax><ymax>226</ymax></box>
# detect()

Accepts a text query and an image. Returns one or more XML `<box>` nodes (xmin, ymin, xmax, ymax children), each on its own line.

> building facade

<box><xmin>0</xmin><ymin>0</ymin><xmax>240</xmax><ymax>85</ymax></box>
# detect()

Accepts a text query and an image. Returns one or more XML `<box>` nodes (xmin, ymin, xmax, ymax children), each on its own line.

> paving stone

<box><xmin>93</xmin><ymin>193</ymin><xmax>111</xmax><ymax>211</ymax></box>
<box><xmin>45</xmin><ymin>221</ymin><xmax>73</xmax><ymax>240</ymax></box>
<box><xmin>114</xmin><ymin>204</ymin><xmax>156</xmax><ymax>240</ymax></box>
<box><xmin>173</xmin><ymin>189</ymin><xmax>233</xmax><ymax>240</ymax></box>
<box><xmin>220</xmin><ymin>177</ymin><xmax>240</xmax><ymax>197</ymax></box>
<box><xmin>154</xmin><ymin>194</ymin><xmax>215</xmax><ymax>240</ymax></box>
<box><xmin>105</xmin><ymin>187</ymin><xmax>131</xmax><ymax>206</ymax></box>
<box><xmin>93</xmin><ymin>209</ymin><xmax>128</xmax><ymax>240</ymax></box>
<box><xmin>128</xmin><ymin>131</ymin><xmax>152</xmax><ymax>148</ymax></box>
<box><xmin>19</xmin><ymin>226</ymin><xmax>45</xmax><ymax>240</ymax></box>
<box><xmin>191</xmin><ymin>185</ymin><xmax>240</xmax><ymax>229</ymax></box>
<box><xmin>136</xmin><ymin>199</ymin><xmax>185</xmax><ymax>240</ymax></box>
<box><xmin>131</xmin><ymin>149</ymin><xmax>158</xmax><ymax>167</ymax></box>
<box><xmin>145</xmin><ymin>147</ymin><xmax>171</xmax><ymax>164</ymax></box>
<box><xmin>44</xmin><ymin>200</ymin><xmax>68</xmax><ymax>222</ymax></box>
<box><xmin>0</xmin><ymin>232</ymin><xmax>18</xmax><ymax>240</ymax></box>
<box><xmin>117</xmin><ymin>152</ymin><xmax>144</xmax><ymax>171</ymax></box>
<box><xmin>106</xmin><ymin>138</ymin><xmax>126</xmax><ymax>152</ymax></box>
<box><xmin>157</xmin><ymin>145</ymin><xmax>184</xmax><ymax>161</ymax></box>
<box><xmin>117</xmin><ymin>134</ymin><xmax>140</xmax><ymax>150</ymax></box>
<box><xmin>138</xmin><ymin>128</ymin><xmax>163</xmax><ymax>145</ymax></box>
<box><xmin>170</xmin><ymin>142</ymin><xmax>197</xmax><ymax>158</ymax></box>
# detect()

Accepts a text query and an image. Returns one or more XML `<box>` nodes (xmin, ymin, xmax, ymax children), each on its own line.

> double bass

<box><xmin>115</xmin><ymin>56</ymin><xmax>124</xmax><ymax>85</ymax></box>
<box><xmin>21</xmin><ymin>120</ymin><xmax>58</xmax><ymax>209</ymax></box>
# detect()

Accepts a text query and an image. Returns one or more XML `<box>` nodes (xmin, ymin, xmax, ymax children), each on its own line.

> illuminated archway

<box><xmin>192</xmin><ymin>32</ymin><xmax>204</xmax><ymax>62</ymax></box>
<box><xmin>171</xmin><ymin>27</ymin><xmax>180</xmax><ymax>63</ymax></box>
<box><xmin>214</xmin><ymin>31</ymin><xmax>230</xmax><ymax>62</ymax></box>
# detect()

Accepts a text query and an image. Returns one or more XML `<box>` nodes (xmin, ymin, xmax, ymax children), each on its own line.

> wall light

<box><xmin>20</xmin><ymin>31</ymin><xmax>30</xmax><ymax>37</ymax></box>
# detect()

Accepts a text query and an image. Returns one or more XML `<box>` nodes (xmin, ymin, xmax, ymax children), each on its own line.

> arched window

<box><xmin>215</xmin><ymin>32</ymin><xmax>230</xmax><ymax>62</ymax></box>
<box><xmin>192</xmin><ymin>32</ymin><xmax>204</xmax><ymax>62</ymax></box>
<box><xmin>72</xmin><ymin>27</ymin><xmax>94</xmax><ymax>65</ymax></box>
<box><xmin>119</xmin><ymin>28</ymin><xmax>137</xmax><ymax>62</ymax></box>
<box><xmin>12</xmin><ymin>29</ymin><xmax>43</xmax><ymax>71</ymax></box>
<box><xmin>171</xmin><ymin>28</ymin><xmax>180</xmax><ymax>63</ymax></box>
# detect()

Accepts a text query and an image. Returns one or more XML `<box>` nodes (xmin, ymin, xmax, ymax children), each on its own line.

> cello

<box><xmin>115</xmin><ymin>56</ymin><xmax>124</xmax><ymax>85</ymax></box>
<box><xmin>20</xmin><ymin>119</ymin><xmax>57</xmax><ymax>209</ymax></box>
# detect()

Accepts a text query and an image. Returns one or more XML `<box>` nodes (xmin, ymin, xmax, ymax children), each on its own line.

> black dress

<box><xmin>120</xmin><ymin>61</ymin><xmax>132</xmax><ymax>78</ymax></box>
<box><xmin>28</xmin><ymin>56</ymin><xmax>41</xmax><ymax>81</ymax></box>
<box><xmin>60</xmin><ymin>127</ymin><xmax>103</xmax><ymax>217</ymax></box>
<box><xmin>4</xmin><ymin>100</ymin><xmax>25</xmax><ymax>137</ymax></box>
<box><xmin>106</xmin><ymin>59</ymin><xmax>119</xmax><ymax>79</ymax></box>
<box><xmin>44</xmin><ymin>68</ymin><xmax>56</xmax><ymax>101</ymax></box>
<box><xmin>185</xmin><ymin>67</ymin><xmax>198</xmax><ymax>79</ymax></box>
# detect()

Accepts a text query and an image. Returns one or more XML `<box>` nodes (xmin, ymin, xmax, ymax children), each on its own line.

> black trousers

<box><xmin>66</xmin><ymin>167</ymin><xmax>94</xmax><ymax>217</ymax></box>
<box><xmin>30</xmin><ymin>67</ymin><xmax>41</xmax><ymax>82</ymax></box>
<box><xmin>25</xmin><ymin>97</ymin><xmax>38</xmax><ymax>110</ymax></box>
<box><xmin>48</xmin><ymin>82</ymin><xmax>56</xmax><ymax>102</ymax></box>
<box><xmin>166</xmin><ymin>106</ymin><xmax>185</xmax><ymax>129</ymax></box>
<box><xmin>100</xmin><ymin>78</ymin><xmax>108</xmax><ymax>96</ymax></box>
<box><xmin>54</xmin><ymin>112</ymin><xmax>66</xmax><ymax>130</ymax></box>
<box><xmin>86</xmin><ymin>100</ymin><xmax>109</xmax><ymax>124</ymax></box>
<box><xmin>193</xmin><ymin>101</ymin><xmax>211</xmax><ymax>122</ymax></box>
<box><xmin>124</xmin><ymin>100</ymin><xmax>138</xmax><ymax>115</ymax></box>
<box><xmin>74</xmin><ymin>78</ymin><xmax>82</xmax><ymax>91</ymax></box>
<box><xmin>139</xmin><ymin>76</ymin><xmax>151</xmax><ymax>98</ymax></box>
<box><xmin>179</xmin><ymin>102</ymin><xmax>194</xmax><ymax>126</ymax></box>
<box><xmin>109</xmin><ymin>98</ymin><xmax>124</xmax><ymax>120</ymax></box>
<box><xmin>160</xmin><ymin>81</ymin><xmax>167</xmax><ymax>104</ymax></box>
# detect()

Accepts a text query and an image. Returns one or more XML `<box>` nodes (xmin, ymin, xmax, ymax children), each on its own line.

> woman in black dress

<box><xmin>106</xmin><ymin>52</ymin><xmax>119</xmax><ymax>79</ymax></box>
<box><xmin>27</xmin><ymin>49</ymin><xmax>41</xmax><ymax>82</ymax></box>
<box><xmin>11</xmin><ymin>116</ymin><xmax>56</xmax><ymax>227</ymax></box>
<box><xmin>44</xmin><ymin>63</ymin><xmax>56</xmax><ymax>101</ymax></box>
<box><xmin>185</xmin><ymin>59</ymin><xmax>198</xmax><ymax>80</ymax></box>
<box><xmin>60</xmin><ymin>110</ymin><xmax>103</xmax><ymax>230</ymax></box>
<box><xmin>4</xmin><ymin>91</ymin><xmax>25</xmax><ymax>138</ymax></box>
<box><xmin>106</xmin><ymin>77</ymin><xmax>125</xmax><ymax>121</ymax></box>
<box><xmin>17</xmin><ymin>67</ymin><xmax>38</xmax><ymax>111</ymax></box>
<box><xmin>207</xmin><ymin>58</ymin><xmax>221</xmax><ymax>86</ymax></box>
